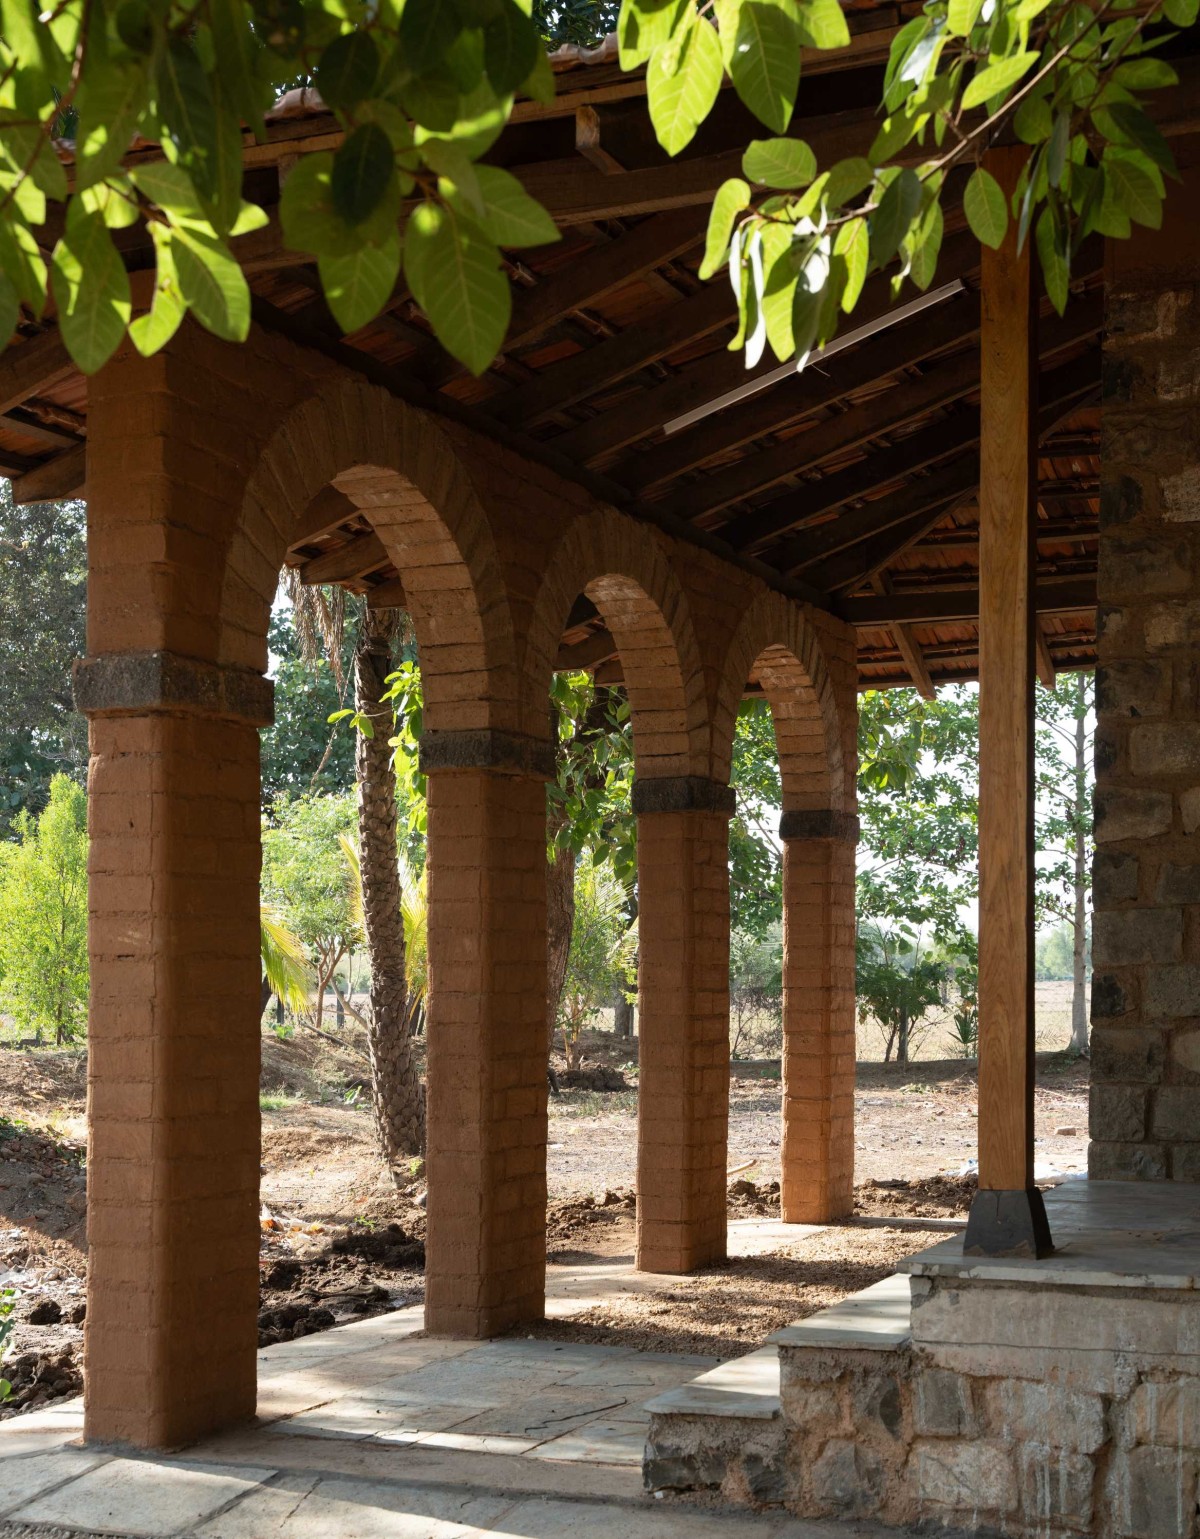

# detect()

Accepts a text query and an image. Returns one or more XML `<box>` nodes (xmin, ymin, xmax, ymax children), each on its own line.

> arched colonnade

<box><xmin>74</xmin><ymin>321</ymin><xmax>858</xmax><ymax>1450</ymax></box>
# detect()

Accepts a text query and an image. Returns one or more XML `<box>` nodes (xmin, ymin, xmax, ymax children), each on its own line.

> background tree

<box><xmin>856</xmin><ymin>919</ymin><xmax>948</xmax><ymax>1065</ymax></box>
<box><xmin>556</xmin><ymin>858</ymin><xmax>636</xmax><ymax>1072</ymax></box>
<box><xmin>261</xmin><ymin>607</ymin><xmax>356</xmax><ymax>807</ymax></box>
<box><xmin>261</xmin><ymin>792</ymin><xmax>361</xmax><ymax>1037</ymax></box>
<box><xmin>0</xmin><ymin>488</ymin><xmax>87</xmax><ymax>835</ymax></box>
<box><xmin>0</xmin><ymin>775</ymin><xmax>89</xmax><ymax>1045</ymax></box>
<box><xmin>1035</xmin><ymin>671</ymin><xmax>1095</xmax><ymax>1054</ymax></box>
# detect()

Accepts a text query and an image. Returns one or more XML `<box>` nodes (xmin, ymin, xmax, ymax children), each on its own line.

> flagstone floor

<box><xmin>0</xmin><ymin>1222</ymin><xmax>913</xmax><ymax>1538</ymax></box>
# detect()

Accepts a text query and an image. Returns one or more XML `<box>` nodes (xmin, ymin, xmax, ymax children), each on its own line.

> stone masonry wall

<box><xmin>1091</xmin><ymin>193</ymin><xmax>1200</xmax><ymax>1181</ymax></box>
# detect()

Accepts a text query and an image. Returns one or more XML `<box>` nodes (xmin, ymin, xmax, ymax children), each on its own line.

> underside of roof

<box><xmin>4</xmin><ymin>13</ymin><xmax>1197</xmax><ymax>692</ymax></box>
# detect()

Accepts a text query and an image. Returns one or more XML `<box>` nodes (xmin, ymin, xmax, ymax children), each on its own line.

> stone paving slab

<box><xmin>13</xmin><ymin>1458</ymin><xmax>276</xmax><ymax>1538</ymax></box>
<box><xmin>0</xmin><ymin>1451</ymin><xmax>109</xmax><ymax>1519</ymax></box>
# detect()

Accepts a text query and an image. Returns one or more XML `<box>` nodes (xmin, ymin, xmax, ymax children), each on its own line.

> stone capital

<box><xmin>631</xmin><ymin>776</ymin><xmax>736</xmax><ymax>817</ymax></box>
<box><xmin>72</xmin><ymin>651</ymin><xmax>274</xmax><ymax>727</ymax></box>
<box><xmin>417</xmin><ymin>728</ymin><xmax>556</xmax><ymax>781</ymax></box>
<box><xmin>779</xmin><ymin>808</ymin><xmax>859</xmax><ymax>843</ymax></box>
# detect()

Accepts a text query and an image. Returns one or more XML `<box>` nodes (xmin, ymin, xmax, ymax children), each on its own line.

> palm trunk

<box><xmin>1070</xmin><ymin>679</ymin><xmax>1090</xmax><ymax>1055</ymax></box>
<box><xmin>546</xmin><ymin>840</ymin><xmax>576</xmax><ymax>1058</ymax></box>
<box><xmin>355</xmin><ymin>611</ymin><xmax>425</xmax><ymax>1166</ymax></box>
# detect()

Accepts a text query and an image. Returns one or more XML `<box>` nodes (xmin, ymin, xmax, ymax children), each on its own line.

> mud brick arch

<box><xmin>76</xmin><ymin>317</ymin><xmax>859</xmax><ymax>1447</ymax></box>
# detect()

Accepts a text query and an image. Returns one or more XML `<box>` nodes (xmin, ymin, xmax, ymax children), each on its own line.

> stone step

<box><xmin>768</xmin><ymin>1272</ymin><xmax>913</xmax><ymax>1364</ymax></box>
<box><xmin>642</xmin><ymin>1347</ymin><xmax>785</xmax><ymax>1501</ymax></box>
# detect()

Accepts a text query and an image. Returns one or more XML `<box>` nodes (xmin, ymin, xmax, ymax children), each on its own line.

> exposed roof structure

<box><xmin>4</xmin><ymin>16</ymin><xmax>1196</xmax><ymax>692</ymax></box>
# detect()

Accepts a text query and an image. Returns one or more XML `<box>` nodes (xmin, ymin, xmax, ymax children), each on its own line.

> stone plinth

<box><xmin>643</xmin><ymin>1181</ymin><xmax>1200</xmax><ymax>1539</ymax></box>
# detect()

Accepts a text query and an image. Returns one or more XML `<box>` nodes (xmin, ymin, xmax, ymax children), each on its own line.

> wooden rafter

<box><xmin>841</xmin><ymin>576</ymin><xmax>1096</xmax><ymax>625</ymax></box>
<box><xmin>298</xmin><ymin>530</ymin><xmax>390</xmax><ymax>585</ymax></box>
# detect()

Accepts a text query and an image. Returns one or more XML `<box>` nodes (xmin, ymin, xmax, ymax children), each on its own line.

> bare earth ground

<box><xmin>0</xmin><ymin>988</ymin><xmax>1089</xmax><ymax>1417</ymax></box>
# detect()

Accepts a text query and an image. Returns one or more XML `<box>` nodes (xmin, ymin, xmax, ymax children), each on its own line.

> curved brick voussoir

<box><xmin>520</xmin><ymin>504</ymin><xmax>713</xmax><ymax>778</ymax></box>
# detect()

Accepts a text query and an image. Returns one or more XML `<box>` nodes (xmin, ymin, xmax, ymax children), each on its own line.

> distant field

<box><xmin>854</xmin><ymin>978</ymin><xmax>1086</xmax><ymax>1063</ymax></box>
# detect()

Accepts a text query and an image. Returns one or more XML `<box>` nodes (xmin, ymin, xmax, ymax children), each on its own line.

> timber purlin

<box><xmin>4</xmin><ymin>25</ymin><xmax>1194</xmax><ymax>691</ymax></box>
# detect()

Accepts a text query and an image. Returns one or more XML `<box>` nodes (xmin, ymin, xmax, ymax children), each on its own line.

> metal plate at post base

<box><xmin>963</xmin><ymin>1187</ymin><xmax>1054</xmax><ymax>1258</ymax></box>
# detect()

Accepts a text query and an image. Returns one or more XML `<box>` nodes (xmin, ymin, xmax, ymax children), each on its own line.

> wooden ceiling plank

<box><xmin>843</xmin><ymin>576</ymin><xmax>1097</xmax><ymax>625</ymax></box>
<box><xmin>806</xmin><ymin>384</ymin><xmax>1098</xmax><ymax>593</ymax></box>
<box><xmin>1035</xmin><ymin>624</ymin><xmax>1058</xmax><ymax>689</ymax></box>
<box><xmin>298</xmin><ymin>530</ymin><xmax>390</xmax><ymax>585</ymax></box>
<box><xmin>0</xmin><ymin>332</ymin><xmax>74</xmax><ymax>417</ymax></box>
<box><xmin>11</xmin><ymin>442</ymin><xmax>86</xmax><ymax>504</ymax></box>
<box><xmin>553</xmin><ymin>229</ymin><xmax>985</xmax><ymax>470</ymax></box>
<box><xmin>555</xmin><ymin>627</ymin><xmax>620</xmax><ymax>671</ymax></box>
<box><xmin>732</xmin><ymin>304</ymin><xmax>1102</xmax><ymax>553</ymax></box>
<box><xmin>286</xmin><ymin>487</ymin><xmax>363</xmax><ymax>553</ymax></box>
<box><xmin>486</xmin><ymin>280</ymin><xmax>734</xmax><ymax>427</ymax></box>
<box><xmin>0</xmin><ymin>408</ymin><xmax>83</xmax><ymax>449</ymax></box>
<box><xmin>765</xmin><ymin>350</ymin><xmax>1099</xmax><ymax>573</ymax></box>
<box><xmin>365</xmin><ymin>578</ymin><xmax>408</xmax><ymax>609</ymax></box>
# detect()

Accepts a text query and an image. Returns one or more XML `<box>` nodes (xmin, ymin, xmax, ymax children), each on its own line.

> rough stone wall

<box><xmin>1091</xmin><ymin>190</ymin><xmax>1200</xmax><ymax>1182</ymax></box>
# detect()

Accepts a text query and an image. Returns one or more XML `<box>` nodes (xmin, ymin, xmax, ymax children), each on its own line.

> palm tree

<box><xmin>284</xmin><ymin>576</ymin><xmax>426</xmax><ymax>1165</ymax></box>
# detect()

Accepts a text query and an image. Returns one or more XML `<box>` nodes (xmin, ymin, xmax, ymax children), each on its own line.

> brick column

<box><xmin>633</xmin><ymin>777</ymin><xmax>732</xmax><ymax>1274</ymax></box>
<box><xmin>779</xmin><ymin>810</ymin><xmax>857</xmax><ymax>1223</ymax></box>
<box><xmin>420</xmin><ymin>730</ymin><xmax>552</xmax><ymax>1335</ymax></box>
<box><xmin>75</xmin><ymin>653</ymin><xmax>271</xmax><ymax>1448</ymax></box>
<box><xmin>1090</xmin><ymin>240</ymin><xmax>1200</xmax><ymax>1181</ymax></box>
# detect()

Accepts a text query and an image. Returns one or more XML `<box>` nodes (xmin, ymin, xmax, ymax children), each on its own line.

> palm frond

<box><xmin>260</xmin><ymin>906</ymin><xmax>314</xmax><ymax>1012</ymax></box>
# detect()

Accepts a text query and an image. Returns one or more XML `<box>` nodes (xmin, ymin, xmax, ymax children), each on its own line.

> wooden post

<box><xmin>965</xmin><ymin>145</ymin><xmax>1053</xmax><ymax>1259</ymax></box>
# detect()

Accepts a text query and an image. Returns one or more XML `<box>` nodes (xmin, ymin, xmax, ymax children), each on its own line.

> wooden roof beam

<box><xmin>0</xmin><ymin>331</ymin><xmax>74</xmax><ymax>417</ymax></box>
<box><xmin>286</xmin><ymin>487</ymin><xmax>363</xmax><ymax>554</ymax></box>
<box><xmin>733</xmin><ymin>307</ymin><xmax>1101</xmax><ymax>554</ymax></box>
<box><xmin>556</xmin><ymin>627</ymin><xmax>619</xmax><ymax>671</ymax></box>
<box><xmin>804</xmin><ymin>379</ymin><xmax>1099</xmax><ymax>594</ymax></box>
<box><xmin>11</xmin><ymin>442</ymin><xmax>86</xmax><ymax>504</ymax></box>
<box><xmin>842</xmin><ymin>575</ymin><xmax>1097</xmax><ymax>625</ymax></box>
<box><xmin>870</xmin><ymin>572</ymin><xmax>934</xmax><ymax>700</ymax></box>
<box><xmin>298</xmin><ymin>530</ymin><xmax>390</xmax><ymax>586</ymax></box>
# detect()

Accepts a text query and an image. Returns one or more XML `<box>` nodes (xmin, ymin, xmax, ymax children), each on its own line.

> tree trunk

<box><xmin>614</xmin><ymin>991</ymin><xmax>634</xmax><ymax>1039</ymax></box>
<box><xmin>546</xmin><ymin>840</ymin><xmax>576</xmax><ymax>1059</ymax></box>
<box><xmin>355</xmin><ymin>610</ymin><xmax>425</xmax><ymax>1167</ymax></box>
<box><xmin>260</xmin><ymin>976</ymin><xmax>272</xmax><ymax>1017</ymax></box>
<box><xmin>898</xmin><ymin>1004</ymin><xmax>909</xmax><ymax>1065</ymax></box>
<box><xmin>1070</xmin><ymin>678</ymin><xmax>1090</xmax><ymax>1055</ymax></box>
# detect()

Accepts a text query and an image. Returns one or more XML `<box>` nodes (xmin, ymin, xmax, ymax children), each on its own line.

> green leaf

<box><xmin>466</xmin><ymin>164</ymin><xmax>560</xmax><ymax>247</ymax></box>
<box><xmin>49</xmin><ymin>206</ymin><xmax>132</xmax><ymax>373</ymax></box>
<box><xmin>520</xmin><ymin>44</ymin><xmax>556</xmax><ymax>105</ymax></box>
<box><xmin>727</xmin><ymin>1</ymin><xmax>801</xmax><ymax>135</ymax></box>
<box><xmin>155</xmin><ymin>40</ymin><xmax>220</xmax><ymax>201</ymax></box>
<box><xmin>760</xmin><ymin>221</ymin><xmax>797</xmax><ymax>360</ymax></box>
<box><xmin>742</xmin><ymin>136</ymin><xmax>816</xmax><ymax>189</ymax></box>
<box><xmin>699</xmin><ymin>176</ymin><xmax>751</xmax><ymax>279</ymax></box>
<box><xmin>824</xmin><ymin>156</ymin><xmax>873</xmax><ymax>206</ymax></box>
<box><xmin>907</xmin><ymin>196</ymin><xmax>942</xmax><ymax>290</ymax></box>
<box><xmin>484</xmin><ymin>0</ymin><xmax>540</xmax><ymax>94</ymax></box>
<box><xmin>0</xmin><ymin>270</ymin><xmax>18</xmax><ymax>351</ymax></box>
<box><xmin>445</xmin><ymin>26</ymin><xmax>486</xmax><ymax>93</ymax></box>
<box><xmin>1088</xmin><ymin>167</ymin><xmax>1131</xmax><ymax>239</ymax></box>
<box><xmin>1103</xmin><ymin>149</ymin><xmax>1163</xmax><ymax>229</ymax></box>
<box><xmin>318</xmin><ymin>231</ymin><xmax>402</xmax><ymax>332</ymax></box>
<box><xmin>835</xmin><ymin>216</ymin><xmax>868</xmax><ymax>311</ymax></box>
<box><xmin>963</xmin><ymin>165</ymin><xmax>1008</xmax><ymax>248</ymax></box>
<box><xmin>402</xmin><ymin>73</ymin><xmax>461</xmax><ymax>132</ymax></box>
<box><xmin>1013</xmin><ymin>91</ymin><xmax>1052</xmax><ymax>144</ymax></box>
<box><xmin>400</xmin><ymin>0</ymin><xmax>464</xmax><ymax>75</ymax></box>
<box><xmin>172</xmin><ymin>225</ymin><xmax>251</xmax><ymax>341</ymax></box>
<box><xmin>404</xmin><ymin>201</ymin><xmax>511</xmax><ymax>375</ymax></box>
<box><xmin>315</xmin><ymin>31</ymin><xmax>381</xmax><ymax>112</ymax></box>
<box><xmin>331</xmin><ymin>123</ymin><xmax>395</xmax><ymax>225</ymax></box>
<box><xmin>278</xmin><ymin>156</ymin><xmax>355</xmax><ymax>255</ymax></box>
<box><xmin>208</xmin><ymin>79</ymin><xmax>246</xmax><ymax>235</ymax></box>
<box><xmin>129</xmin><ymin>223</ymin><xmax>186</xmax><ymax>356</ymax></box>
<box><xmin>961</xmin><ymin>50</ymin><xmax>1039</xmax><ymax>111</ymax></box>
<box><xmin>210</xmin><ymin>0</ymin><xmax>268</xmax><ymax>141</ymax></box>
<box><xmin>795</xmin><ymin>0</ymin><xmax>849</xmax><ymax>50</ymax></box>
<box><xmin>79</xmin><ymin>179</ymin><xmax>140</xmax><ymax>230</ymax></box>
<box><xmin>1100</xmin><ymin>103</ymin><xmax>1179</xmax><ymax>179</ymax></box>
<box><xmin>1047</xmin><ymin>111</ymin><xmax>1069</xmax><ymax>188</ymax></box>
<box><xmin>791</xmin><ymin>244</ymin><xmax>827</xmax><ymax>361</ymax></box>
<box><xmin>1035</xmin><ymin>205</ymin><xmax>1068</xmax><ymax>315</ymax></box>
<box><xmin>647</xmin><ymin>13</ymin><xmax>723</xmax><ymax>156</ymax></box>
<box><xmin>1164</xmin><ymin>0</ymin><xmax>1198</xmax><ymax>25</ymax></box>
<box><xmin>74</xmin><ymin>61</ymin><xmax>147</xmax><ymax>190</ymax></box>
<box><xmin>868</xmin><ymin>110</ymin><xmax>919</xmax><ymax>164</ymax></box>
<box><xmin>414</xmin><ymin>78</ymin><xmax>511</xmax><ymax>158</ymax></box>
<box><xmin>869</xmin><ymin>167</ymin><xmax>921</xmax><ymax>266</ymax></box>
<box><xmin>1112</xmin><ymin>58</ymin><xmax>1178</xmax><ymax>91</ymax></box>
<box><xmin>0</xmin><ymin>215</ymin><xmax>46</xmax><ymax>308</ymax></box>
<box><xmin>423</xmin><ymin>137</ymin><xmax>484</xmax><ymax>215</ymax></box>
<box><xmin>945</xmin><ymin>0</ymin><xmax>982</xmax><ymax>36</ymax></box>
<box><xmin>618</xmin><ymin>0</ymin><xmax>688</xmax><ymax>71</ymax></box>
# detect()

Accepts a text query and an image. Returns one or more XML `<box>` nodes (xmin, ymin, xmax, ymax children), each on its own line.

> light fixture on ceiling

<box><xmin>661</xmin><ymin>277</ymin><xmax>967</xmax><ymax>437</ymax></box>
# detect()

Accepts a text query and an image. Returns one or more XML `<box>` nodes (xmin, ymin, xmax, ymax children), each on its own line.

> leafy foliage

<box><xmin>261</xmin><ymin>606</ymin><xmax>356</xmax><ymax>808</ymax></box>
<box><xmin>0</xmin><ymin>774</ymin><xmax>89</xmax><ymax>1044</ymax></box>
<box><xmin>0</xmin><ymin>0</ymin><xmax>1180</xmax><ymax>377</ymax></box>
<box><xmin>557</xmin><ymin>856</ymin><xmax>636</xmax><ymax>1070</ymax></box>
<box><xmin>856</xmin><ymin>919</ymin><xmax>948</xmax><ymax>1064</ymax></box>
<box><xmin>0</xmin><ymin>487</ymin><xmax>87</xmax><ymax>835</ymax></box>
